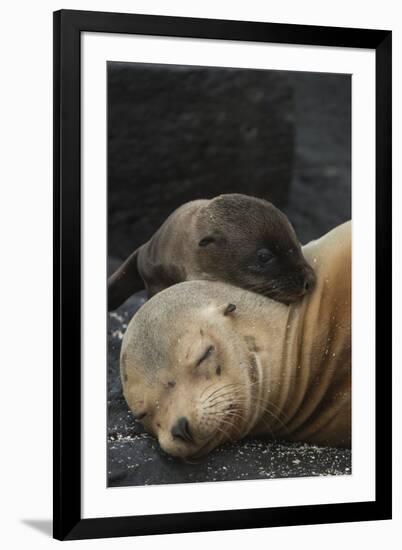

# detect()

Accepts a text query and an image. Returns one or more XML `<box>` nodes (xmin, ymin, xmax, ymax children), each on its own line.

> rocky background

<box><xmin>108</xmin><ymin>62</ymin><xmax>295</xmax><ymax>259</ymax></box>
<box><xmin>107</xmin><ymin>64</ymin><xmax>351</xmax><ymax>487</ymax></box>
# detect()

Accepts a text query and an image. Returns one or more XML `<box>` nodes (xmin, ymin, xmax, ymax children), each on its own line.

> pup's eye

<box><xmin>257</xmin><ymin>248</ymin><xmax>273</xmax><ymax>264</ymax></box>
<box><xmin>199</xmin><ymin>236</ymin><xmax>215</xmax><ymax>247</ymax></box>
<box><xmin>196</xmin><ymin>345</ymin><xmax>214</xmax><ymax>366</ymax></box>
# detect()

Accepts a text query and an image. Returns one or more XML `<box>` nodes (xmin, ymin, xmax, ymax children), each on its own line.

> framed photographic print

<box><xmin>53</xmin><ymin>9</ymin><xmax>392</xmax><ymax>541</ymax></box>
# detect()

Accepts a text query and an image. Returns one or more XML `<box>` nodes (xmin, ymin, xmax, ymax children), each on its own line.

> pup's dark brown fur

<box><xmin>108</xmin><ymin>194</ymin><xmax>315</xmax><ymax>310</ymax></box>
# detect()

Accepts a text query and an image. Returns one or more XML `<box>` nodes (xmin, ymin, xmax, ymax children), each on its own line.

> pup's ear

<box><xmin>216</xmin><ymin>303</ymin><xmax>237</xmax><ymax>317</ymax></box>
<box><xmin>108</xmin><ymin>248</ymin><xmax>144</xmax><ymax>311</ymax></box>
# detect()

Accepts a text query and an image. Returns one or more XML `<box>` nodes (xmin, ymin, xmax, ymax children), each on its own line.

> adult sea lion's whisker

<box><xmin>250</xmin><ymin>396</ymin><xmax>290</xmax><ymax>423</ymax></box>
<box><xmin>215</xmin><ymin>424</ymin><xmax>233</xmax><ymax>443</ymax></box>
<box><xmin>203</xmin><ymin>398</ymin><xmax>234</xmax><ymax>410</ymax></box>
<box><xmin>213</xmin><ymin>411</ymin><xmax>247</xmax><ymax>426</ymax></box>
<box><xmin>200</xmin><ymin>382</ymin><xmax>219</xmax><ymax>400</ymax></box>
<box><xmin>202</xmin><ymin>394</ymin><xmax>247</xmax><ymax>411</ymax></box>
<box><xmin>263</xmin><ymin>401</ymin><xmax>290</xmax><ymax>422</ymax></box>
<box><xmin>219</xmin><ymin>417</ymin><xmax>243</xmax><ymax>438</ymax></box>
<box><xmin>202</xmin><ymin>382</ymin><xmax>246</xmax><ymax>403</ymax></box>
<box><xmin>260</xmin><ymin>406</ymin><xmax>290</xmax><ymax>434</ymax></box>
<box><xmin>204</xmin><ymin>388</ymin><xmax>246</xmax><ymax>406</ymax></box>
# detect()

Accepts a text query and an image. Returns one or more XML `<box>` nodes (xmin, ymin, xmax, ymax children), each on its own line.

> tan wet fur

<box><xmin>120</xmin><ymin>222</ymin><xmax>351</xmax><ymax>458</ymax></box>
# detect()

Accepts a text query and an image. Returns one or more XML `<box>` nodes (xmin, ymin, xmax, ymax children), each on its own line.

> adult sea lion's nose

<box><xmin>171</xmin><ymin>416</ymin><xmax>194</xmax><ymax>443</ymax></box>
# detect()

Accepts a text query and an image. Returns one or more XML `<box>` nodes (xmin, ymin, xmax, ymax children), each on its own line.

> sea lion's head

<box><xmin>195</xmin><ymin>194</ymin><xmax>316</xmax><ymax>304</ymax></box>
<box><xmin>121</xmin><ymin>281</ymin><xmax>271</xmax><ymax>459</ymax></box>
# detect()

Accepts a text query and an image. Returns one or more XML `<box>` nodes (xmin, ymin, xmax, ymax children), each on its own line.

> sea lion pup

<box><xmin>108</xmin><ymin>193</ymin><xmax>316</xmax><ymax>309</ymax></box>
<box><xmin>120</xmin><ymin>221</ymin><xmax>351</xmax><ymax>458</ymax></box>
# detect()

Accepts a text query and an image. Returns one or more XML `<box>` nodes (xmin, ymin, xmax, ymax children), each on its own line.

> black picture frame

<box><xmin>53</xmin><ymin>9</ymin><xmax>392</xmax><ymax>541</ymax></box>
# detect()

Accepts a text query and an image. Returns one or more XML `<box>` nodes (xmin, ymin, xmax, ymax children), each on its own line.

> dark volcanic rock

<box><xmin>284</xmin><ymin>72</ymin><xmax>351</xmax><ymax>244</ymax></box>
<box><xmin>108</xmin><ymin>62</ymin><xmax>294</xmax><ymax>258</ymax></box>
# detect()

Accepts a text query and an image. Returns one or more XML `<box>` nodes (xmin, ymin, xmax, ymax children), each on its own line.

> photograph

<box><xmin>106</xmin><ymin>61</ymin><xmax>352</xmax><ymax>488</ymax></box>
<box><xmin>0</xmin><ymin>0</ymin><xmax>397</xmax><ymax>545</ymax></box>
<box><xmin>51</xmin><ymin>8</ymin><xmax>392</xmax><ymax>541</ymax></box>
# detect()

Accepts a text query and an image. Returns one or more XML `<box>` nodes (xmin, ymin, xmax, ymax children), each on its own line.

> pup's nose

<box><xmin>171</xmin><ymin>416</ymin><xmax>194</xmax><ymax>443</ymax></box>
<box><xmin>303</xmin><ymin>268</ymin><xmax>316</xmax><ymax>293</ymax></box>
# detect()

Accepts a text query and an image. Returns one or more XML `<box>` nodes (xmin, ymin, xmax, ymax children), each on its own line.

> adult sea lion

<box><xmin>120</xmin><ymin>221</ymin><xmax>351</xmax><ymax>458</ymax></box>
<box><xmin>108</xmin><ymin>193</ymin><xmax>316</xmax><ymax>309</ymax></box>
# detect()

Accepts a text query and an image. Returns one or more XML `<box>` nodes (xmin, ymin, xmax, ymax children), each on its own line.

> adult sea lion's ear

<box><xmin>216</xmin><ymin>303</ymin><xmax>237</xmax><ymax>317</ymax></box>
<box><xmin>108</xmin><ymin>248</ymin><xmax>144</xmax><ymax>311</ymax></box>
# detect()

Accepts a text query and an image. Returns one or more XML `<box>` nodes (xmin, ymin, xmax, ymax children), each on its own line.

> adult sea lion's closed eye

<box><xmin>195</xmin><ymin>345</ymin><xmax>215</xmax><ymax>366</ymax></box>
